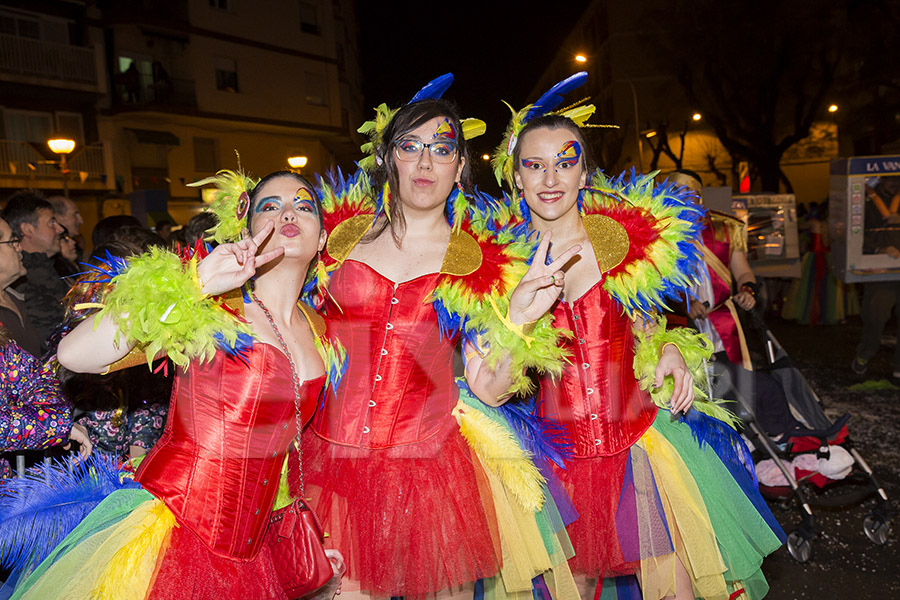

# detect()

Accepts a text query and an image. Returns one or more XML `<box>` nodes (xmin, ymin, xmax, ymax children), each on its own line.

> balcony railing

<box><xmin>0</xmin><ymin>34</ymin><xmax>99</xmax><ymax>86</ymax></box>
<box><xmin>0</xmin><ymin>140</ymin><xmax>109</xmax><ymax>184</ymax></box>
<box><xmin>113</xmin><ymin>76</ymin><xmax>197</xmax><ymax>110</ymax></box>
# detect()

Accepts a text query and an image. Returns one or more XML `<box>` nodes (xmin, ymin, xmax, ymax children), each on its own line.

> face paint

<box><xmin>521</xmin><ymin>158</ymin><xmax>546</xmax><ymax>172</ymax></box>
<box><xmin>433</xmin><ymin>117</ymin><xmax>457</xmax><ymax>141</ymax></box>
<box><xmin>555</xmin><ymin>140</ymin><xmax>582</xmax><ymax>170</ymax></box>
<box><xmin>254</xmin><ymin>196</ymin><xmax>283</xmax><ymax>213</ymax></box>
<box><xmin>293</xmin><ymin>187</ymin><xmax>318</xmax><ymax>214</ymax></box>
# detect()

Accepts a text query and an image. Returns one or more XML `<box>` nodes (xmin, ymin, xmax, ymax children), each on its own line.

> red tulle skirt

<box><xmin>554</xmin><ymin>446</ymin><xmax>672</xmax><ymax>578</ymax></box>
<box><xmin>148</xmin><ymin>522</ymin><xmax>289</xmax><ymax>600</ymax></box>
<box><xmin>301</xmin><ymin>423</ymin><xmax>501</xmax><ymax>598</ymax></box>
<box><xmin>557</xmin><ymin>451</ymin><xmax>635</xmax><ymax>577</ymax></box>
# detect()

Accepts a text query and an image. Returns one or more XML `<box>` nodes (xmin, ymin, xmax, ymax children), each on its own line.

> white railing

<box><xmin>0</xmin><ymin>140</ymin><xmax>108</xmax><ymax>180</ymax></box>
<box><xmin>0</xmin><ymin>34</ymin><xmax>98</xmax><ymax>84</ymax></box>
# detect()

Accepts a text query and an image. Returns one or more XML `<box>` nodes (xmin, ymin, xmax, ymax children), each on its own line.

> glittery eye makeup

<box><xmin>521</xmin><ymin>158</ymin><xmax>546</xmax><ymax>171</ymax></box>
<box><xmin>433</xmin><ymin>118</ymin><xmax>457</xmax><ymax>141</ymax></box>
<box><xmin>293</xmin><ymin>188</ymin><xmax>318</xmax><ymax>213</ymax></box>
<box><xmin>555</xmin><ymin>140</ymin><xmax>581</xmax><ymax>169</ymax></box>
<box><xmin>254</xmin><ymin>196</ymin><xmax>283</xmax><ymax>213</ymax></box>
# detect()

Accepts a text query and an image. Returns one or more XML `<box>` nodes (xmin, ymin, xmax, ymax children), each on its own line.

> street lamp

<box><xmin>287</xmin><ymin>155</ymin><xmax>308</xmax><ymax>170</ymax></box>
<box><xmin>47</xmin><ymin>138</ymin><xmax>76</xmax><ymax>197</ymax></box>
<box><xmin>482</xmin><ymin>154</ymin><xmax>490</xmax><ymax>161</ymax></box>
<box><xmin>692</xmin><ymin>112</ymin><xmax>702</xmax><ymax>121</ymax></box>
<box><xmin>828</xmin><ymin>104</ymin><xmax>838</xmax><ymax>113</ymax></box>
<box><xmin>574</xmin><ymin>54</ymin><xmax>587</xmax><ymax>63</ymax></box>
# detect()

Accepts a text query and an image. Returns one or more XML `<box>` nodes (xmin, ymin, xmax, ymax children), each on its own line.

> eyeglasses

<box><xmin>0</xmin><ymin>237</ymin><xmax>20</xmax><ymax>247</ymax></box>
<box><xmin>393</xmin><ymin>138</ymin><xmax>459</xmax><ymax>164</ymax></box>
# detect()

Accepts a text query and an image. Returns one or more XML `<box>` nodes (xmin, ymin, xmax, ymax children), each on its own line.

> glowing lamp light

<box><xmin>574</xmin><ymin>54</ymin><xmax>587</xmax><ymax>63</ymax></box>
<box><xmin>644</xmin><ymin>130</ymin><xmax>657</xmax><ymax>139</ymax></box>
<box><xmin>482</xmin><ymin>154</ymin><xmax>491</xmax><ymax>161</ymax></box>
<box><xmin>692</xmin><ymin>113</ymin><xmax>702</xmax><ymax>121</ymax></box>
<box><xmin>48</xmin><ymin>138</ymin><xmax>76</xmax><ymax>154</ymax></box>
<box><xmin>828</xmin><ymin>104</ymin><xmax>839</xmax><ymax>113</ymax></box>
<box><xmin>287</xmin><ymin>156</ymin><xmax>308</xmax><ymax>169</ymax></box>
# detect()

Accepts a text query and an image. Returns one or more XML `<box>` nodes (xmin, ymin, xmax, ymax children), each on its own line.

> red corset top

<box><xmin>311</xmin><ymin>260</ymin><xmax>458</xmax><ymax>448</ymax></box>
<box><xmin>539</xmin><ymin>280</ymin><xmax>657</xmax><ymax>457</ymax></box>
<box><xmin>136</xmin><ymin>345</ymin><xmax>324</xmax><ymax>560</ymax></box>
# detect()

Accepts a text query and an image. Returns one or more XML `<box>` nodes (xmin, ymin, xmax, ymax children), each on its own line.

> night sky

<box><xmin>355</xmin><ymin>1</ymin><xmax>593</xmax><ymax>188</ymax></box>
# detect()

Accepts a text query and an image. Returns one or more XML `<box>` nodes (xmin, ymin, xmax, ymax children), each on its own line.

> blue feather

<box><xmin>432</xmin><ymin>298</ymin><xmax>464</xmax><ymax>340</ymax></box>
<box><xmin>525</xmin><ymin>71</ymin><xmax>588</xmax><ymax>123</ymax></box>
<box><xmin>77</xmin><ymin>251</ymin><xmax>129</xmax><ymax>283</ymax></box>
<box><xmin>409</xmin><ymin>73</ymin><xmax>454</xmax><ymax>103</ymax></box>
<box><xmin>457</xmin><ymin>380</ymin><xmax>573</xmax><ymax>469</ymax></box>
<box><xmin>215</xmin><ymin>331</ymin><xmax>254</xmax><ymax>365</ymax></box>
<box><xmin>0</xmin><ymin>454</ymin><xmax>139</xmax><ymax>573</ymax></box>
<box><xmin>679</xmin><ymin>409</ymin><xmax>757</xmax><ymax>485</ymax></box>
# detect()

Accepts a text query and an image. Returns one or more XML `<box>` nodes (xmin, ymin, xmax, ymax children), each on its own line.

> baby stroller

<box><xmin>707</xmin><ymin>311</ymin><xmax>895</xmax><ymax>563</ymax></box>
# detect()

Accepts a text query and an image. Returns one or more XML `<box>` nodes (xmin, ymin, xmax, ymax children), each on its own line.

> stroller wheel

<box><xmin>863</xmin><ymin>513</ymin><xmax>891</xmax><ymax>546</ymax></box>
<box><xmin>786</xmin><ymin>529</ymin><xmax>813</xmax><ymax>563</ymax></box>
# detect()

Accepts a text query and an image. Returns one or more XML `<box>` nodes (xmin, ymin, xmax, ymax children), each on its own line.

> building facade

<box><xmin>1</xmin><ymin>0</ymin><xmax>364</xmax><ymax>242</ymax></box>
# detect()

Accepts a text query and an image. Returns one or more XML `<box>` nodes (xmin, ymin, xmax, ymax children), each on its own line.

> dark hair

<box><xmin>109</xmin><ymin>226</ymin><xmax>166</xmax><ymax>252</ymax></box>
<box><xmin>48</xmin><ymin>195</ymin><xmax>73</xmax><ymax>216</ymax></box>
<box><xmin>247</xmin><ymin>170</ymin><xmax>323</xmax><ymax>231</ymax></box>
<box><xmin>367</xmin><ymin>98</ymin><xmax>471</xmax><ymax>244</ymax></box>
<box><xmin>184</xmin><ymin>212</ymin><xmax>219</xmax><ymax>246</ymax></box>
<box><xmin>1</xmin><ymin>189</ymin><xmax>53</xmax><ymax>237</ymax></box>
<box><xmin>512</xmin><ymin>114</ymin><xmax>595</xmax><ymax>185</ymax></box>
<box><xmin>671</xmin><ymin>169</ymin><xmax>703</xmax><ymax>187</ymax></box>
<box><xmin>92</xmin><ymin>215</ymin><xmax>143</xmax><ymax>247</ymax></box>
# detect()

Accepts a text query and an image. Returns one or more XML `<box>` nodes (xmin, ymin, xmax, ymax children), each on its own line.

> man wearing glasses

<box><xmin>1</xmin><ymin>190</ymin><xmax>67</xmax><ymax>352</ymax></box>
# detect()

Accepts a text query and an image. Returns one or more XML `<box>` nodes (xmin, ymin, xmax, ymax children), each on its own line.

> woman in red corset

<box><xmin>6</xmin><ymin>171</ymin><xmax>346</xmax><ymax>599</ymax></box>
<box><xmin>302</xmin><ymin>90</ymin><xmax>579</xmax><ymax>600</ymax></box>
<box><xmin>498</xmin><ymin>113</ymin><xmax>785</xmax><ymax>600</ymax></box>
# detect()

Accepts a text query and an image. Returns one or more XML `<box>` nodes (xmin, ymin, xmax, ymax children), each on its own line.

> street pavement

<box><xmin>752</xmin><ymin>315</ymin><xmax>898</xmax><ymax>599</ymax></box>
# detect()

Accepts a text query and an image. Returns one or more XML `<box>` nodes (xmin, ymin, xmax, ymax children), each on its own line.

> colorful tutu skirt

<box><xmin>9</xmin><ymin>487</ymin><xmax>292</xmax><ymax>600</ymax></box>
<box><xmin>303</xmin><ymin>411</ymin><xmax>579</xmax><ymax>600</ymax></box>
<box><xmin>557</xmin><ymin>412</ymin><xmax>784</xmax><ymax>600</ymax></box>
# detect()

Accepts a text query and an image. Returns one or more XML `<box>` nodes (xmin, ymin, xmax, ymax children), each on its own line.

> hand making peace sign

<box><xmin>195</xmin><ymin>221</ymin><xmax>286</xmax><ymax>296</ymax></box>
<box><xmin>507</xmin><ymin>231</ymin><xmax>582</xmax><ymax>325</ymax></box>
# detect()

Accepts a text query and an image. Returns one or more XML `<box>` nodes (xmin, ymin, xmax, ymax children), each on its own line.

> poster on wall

<box><xmin>830</xmin><ymin>156</ymin><xmax>900</xmax><ymax>283</ymax></box>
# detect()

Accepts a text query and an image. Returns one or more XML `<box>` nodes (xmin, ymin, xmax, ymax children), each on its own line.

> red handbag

<box><xmin>264</xmin><ymin>496</ymin><xmax>333</xmax><ymax>598</ymax></box>
<box><xmin>255</xmin><ymin>293</ymin><xmax>336</xmax><ymax>598</ymax></box>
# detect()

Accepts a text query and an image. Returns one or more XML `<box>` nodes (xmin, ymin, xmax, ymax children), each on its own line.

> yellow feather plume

<box><xmin>560</xmin><ymin>104</ymin><xmax>597</xmax><ymax>127</ymax></box>
<box><xmin>453</xmin><ymin>401</ymin><xmax>546</xmax><ymax>513</ymax></box>
<box><xmin>461</xmin><ymin>118</ymin><xmax>487</xmax><ymax>140</ymax></box>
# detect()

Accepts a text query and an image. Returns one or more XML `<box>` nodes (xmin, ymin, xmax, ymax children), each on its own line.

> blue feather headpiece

<box><xmin>491</xmin><ymin>71</ymin><xmax>617</xmax><ymax>191</ymax></box>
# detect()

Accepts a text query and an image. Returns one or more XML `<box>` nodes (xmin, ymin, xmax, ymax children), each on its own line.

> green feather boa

<box><xmin>633</xmin><ymin>317</ymin><xmax>739</xmax><ymax>429</ymax></box>
<box><xmin>96</xmin><ymin>247</ymin><xmax>252</xmax><ymax>368</ymax></box>
<box><xmin>467</xmin><ymin>295</ymin><xmax>572</xmax><ymax>397</ymax></box>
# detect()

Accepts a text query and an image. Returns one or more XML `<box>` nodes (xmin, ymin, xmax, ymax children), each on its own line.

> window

<box><xmin>208</xmin><ymin>0</ymin><xmax>234</xmax><ymax>11</ymax></box>
<box><xmin>56</xmin><ymin>112</ymin><xmax>84</xmax><ymax>145</ymax></box>
<box><xmin>215</xmin><ymin>57</ymin><xmax>238</xmax><ymax>93</ymax></box>
<box><xmin>193</xmin><ymin>137</ymin><xmax>217</xmax><ymax>172</ymax></box>
<box><xmin>305</xmin><ymin>72</ymin><xmax>326</xmax><ymax>106</ymax></box>
<box><xmin>0</xmin><ymin>12</ymin><xmax>39</xmax><ymax>39</ymax></box>
<box><xmin>299</xmin><ymin>2</ymin><xmax>319</xmax><ymax>35</ymax></box>
<box><xmin>0</xmin><ymin>10</ymin><xmax>68</xmax><ymax>43</ymax></box>
<box><xmin>4</xmin><ymin>109</ymin><xmax>53</xmax><ymax>143</ymax></box>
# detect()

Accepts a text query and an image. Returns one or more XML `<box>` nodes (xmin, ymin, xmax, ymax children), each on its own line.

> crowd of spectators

<box><xmin>0</xmin><ymin>188</ymin><xmax>216</xmax><ymax>472</ymax></box>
